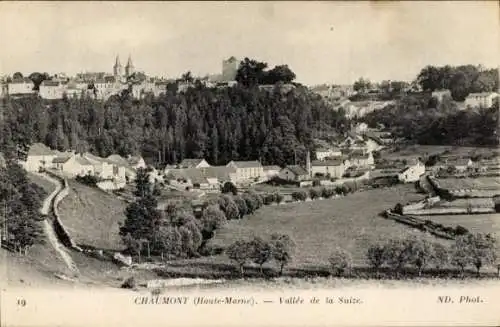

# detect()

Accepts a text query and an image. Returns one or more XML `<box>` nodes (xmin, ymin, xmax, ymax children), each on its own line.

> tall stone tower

<box><xmin>125</xmin><ymin>55</ymin><xmax>134</xmax><ymax>77</ymax></box>
<box><xmin>113</xmin><ymin>55</ymin><xmax>123</xmax><ymax>78</ymax></box>
<box><xmin>222</xmin><ymin>56</ymin><xmax>238</xmax><ymax>82</ymax></box>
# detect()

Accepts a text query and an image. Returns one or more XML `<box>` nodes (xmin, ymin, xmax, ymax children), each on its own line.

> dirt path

<box><xmin>36</xmin><ymin>173</ymin><xmax>80</xmax><ymax>276</ymax></box>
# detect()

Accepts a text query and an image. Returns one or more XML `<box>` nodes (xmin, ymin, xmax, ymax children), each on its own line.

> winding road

<box><xmin>37</xmin><ymin>173</ymin><xmax>79</xmax><ymax>275</ymax></box>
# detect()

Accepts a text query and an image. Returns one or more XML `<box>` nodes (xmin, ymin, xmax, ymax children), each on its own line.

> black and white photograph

<box><xmin>0</xmin><ymin>1</ymin><xmax>499</xmax><ymax>326</ymax></box>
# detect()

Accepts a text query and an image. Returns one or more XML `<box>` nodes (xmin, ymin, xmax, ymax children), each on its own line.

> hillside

<box><xmin>57</xmin><ymin>181</ymin><xmax>127</xmax><ymax>251</ymax></box>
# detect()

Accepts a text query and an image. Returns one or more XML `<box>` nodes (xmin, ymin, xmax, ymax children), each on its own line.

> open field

<box><xmin>206</xmin><ymin>185</ymin><xmax>432</xmax><ymax>269</ymax></box>
<box><xmin>435</xmin><ymin>177</ymin><xmax>500</xmax><ymax>191</ymax></box>
<box><xmin>381</xmin><ymin>145</ymin><xmax>499</xmax><ymax>161</ymax></box>
<box><xmin>58</xmin><ymin>181</ymin><xmax>127</xmax><ymax>251</ymax></box>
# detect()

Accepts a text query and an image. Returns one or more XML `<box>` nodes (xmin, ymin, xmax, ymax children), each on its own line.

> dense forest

<box><xmin>0</xmin><ymin>83</ymin><xmax>348</xmax><ymax>167</ymax></box>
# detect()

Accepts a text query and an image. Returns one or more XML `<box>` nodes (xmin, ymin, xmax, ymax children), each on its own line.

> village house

<box><xmin>83</xmin><ymin>153</ymin><xmax>126</xmax><ymax>182</ymax></box>
<box><xmin>279</xmin><ymin>165</ymin><xmax>310</xmax><ymax>182</ymax></box>
<box><xmin>311</xmin><ymin>158</ymin><xmax>346</xmax><ymax>179</ymax></box>
<box><xmin>349</xmin><ymin>150</ymin><xmax>374</xmax><ymax>168</ymax></box>
<box><xmin>106</xmin><ymin>154</ymin><xmax>139</xmax><ymax>182</ymax></box>
<box><xmin>339</xmin><ymin>132</ymin><xmax>364</xmax><ymax>148</ymax></box>
<box><xmin>398</xmin><ymin>158</ymin><xmax>426</xmax><ymax>183</ymax></box>
<box><xmin>127</xmin><ymin>155</ymin><xmax>147</xmax><ymax>170</ymax></box>
<box><xmin>39</xmin><ymin>80</ymin><xmax>65</xmax><ymax>99</ymax></box>
<box><xmin>315</xmin><ymin>147</ymin><xmax>342</xmax><ymax>161</ymax></box>
<box><xmin>52</xmin><ymin>154</ymin><xmax>95</xmax><ymax>178</ymax></box>
<box><xmin>7</xmin><ymin>78</ymin><xmax>34</xmax><ymax>95</ymax></box>
<box><xmin>464</xmin><ymin>92</ymin><xmax>498</xmax><ymax>109</ymax></box>
<box><xmin>178</xmin><ymin>158</ymin><xmax>210</xmax><ymax>169</ymax></box>
<box><xmin>23</xmin><ymin>143</ymin><xmax>57</xmax><ymax>172</ymax></box>
<box><xmin>263</xmin><ymin>165</ymin><xmax>281</xmax><ymax>179</ymax></box>
<box><xmin>226</xmin><ymin>160</ymin><xmax>264</xmax><ymax>182</ymax></box>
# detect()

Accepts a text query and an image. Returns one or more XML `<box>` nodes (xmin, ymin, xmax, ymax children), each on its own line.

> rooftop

<box><xmin>227</xmin><ymin>160</ymin><xmax>263</xmax><ymax>169</ymax></box>
<box><xmin>284</xmin><ymin>165</ymin><xmax>309</xmax><ymax>176</ymax></box>
<box><xmin>28</xmin><ymin>143</ymin><xmax>56</xmax><ymax>156</ymax></box>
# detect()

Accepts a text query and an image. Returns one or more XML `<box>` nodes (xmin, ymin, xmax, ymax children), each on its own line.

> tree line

<box><xmin>416</xmin><ymin>65</ymin><xmax>498</xmax><ymax>101</ymax></box>
<box><xmin>0</xmin><ymin>160</ymin><xmax>45</xmax><ymax>254</ymax></box>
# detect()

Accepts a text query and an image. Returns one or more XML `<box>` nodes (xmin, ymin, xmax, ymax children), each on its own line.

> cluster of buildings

<box><xmin>431</xmin><ymin>89</ymin><xmax>498</xmax><ymax>109</ymax></box>
<box><xmin>21</xmin><ymin>143</ymin><xmax>146</xmax><ymax>189</ymax></box>
<box><xmin>1</xmin><ymin>56</ymin><xmax>241</xmax><ymax>101</ymax></box>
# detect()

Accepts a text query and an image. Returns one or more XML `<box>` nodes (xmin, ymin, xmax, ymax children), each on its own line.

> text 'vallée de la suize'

<box><xmin>133</xmin><ymin>296</ymin><xmax>363</xmax><ymax>306</ymax></box>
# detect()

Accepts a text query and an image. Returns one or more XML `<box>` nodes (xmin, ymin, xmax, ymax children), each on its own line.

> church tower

<box><xmin>113</xmin><ymin>55</ymin><xmax>123</xmax><ymax>78</ymax></box>
<box><xmin>125</xmin><ymin>55</ymin><xmax>134</xmax><ymax>78</ymax></box>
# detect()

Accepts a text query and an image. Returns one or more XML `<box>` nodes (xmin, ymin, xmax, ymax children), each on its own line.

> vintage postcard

<box><xmin>0</xmin><ymin>1</ymin><xmax>499</xmax><ymax>326</ymax></box>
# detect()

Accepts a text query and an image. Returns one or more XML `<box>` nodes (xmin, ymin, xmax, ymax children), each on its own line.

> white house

<box><xmin>8</xmin><ymin>78</ymin><xmax>34</xmax><ymax>95</ymax></box>
<box><xmin>263</xmin><ymin>165</ymin><xmax>281</xmax><ymax>179</ymax></box>
<box><xmin>127</xmin><ymin>156</ymin><xmax>147</xmax><ymax>170</ymax></box>
<box><xmin>23</xmin><ymin>143</ymin><xmax>57</xmax><ymax>172</ymax></box>
<box><xmin>398</xmin><ymin>159</ymin><xmax>425</xmax><ymax>183</ymax></box>
<box><xmin>465</xmin><ymin>92</ymin><xmax>498</xmax><ymax>109</ymax></box>
<box><xmin>445</xmin><ymin>158</ymin><xmax>474</xmax><ymax>173</ymax></box>
<box><xmin>226</xmin><ymin>161</ymin><xmax>264</xmax><ymax>182</ymax></box>
<box><xmin>279</xmin><ymin>165</ymin><xmax>310</xmax><ymax>182</ymax></box>
<box><xmin>52</xmin><ymin>154</ymin><xmax>95</xmax><ymax>178</ymax></box>
<box><xmin>178</xmin><ymin>158</ymin><xmax>211</xmax><ymax>169</ymax></box>
<box><xmin>315</xmin><ymin>148</ymin><xmax>342</xmax><ymax>161</ymax></box>
<box><xmin>39</xmin><ymin>80</ymin><xmax>65</xmax><ymax>99</ymax></box>
<box><xmin>349</xmin><ymin>151</ymin><xmax>374</xmax><ymax>168</ymax></box>
<box><xmin>311</xmin><ymin>159</ymin><xmax>346</xmax><ymax>179</ymax></box>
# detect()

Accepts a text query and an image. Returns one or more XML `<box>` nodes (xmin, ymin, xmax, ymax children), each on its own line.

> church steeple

<box><xmin>125</xmin><ymin>55</ymin><xmax>134</xmax><ymax>77</ymax></box>
<box><xmin>113</xmin><ymin>55</ymin><xmax>123</xmax><ymax>77</ymax></box>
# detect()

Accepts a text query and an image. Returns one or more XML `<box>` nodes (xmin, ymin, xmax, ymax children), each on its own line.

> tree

<box><xmin>270</xmin><ymin>233</ymin><xmax>296</xmax><ymax>276</ymax></box>
<box><xmin>233</xmin><ymin>195</ymin><xmax>248</xmax><ymax>218</ymax></box>
<box><xmin>366</xmin><ymin>242</ymin><xmax>386</xmax><ymax>275</ymax></box>
<box><xmin>134</xmin><ymin>168</ymin><xmax>152</xmax><ymax>198</ymax></box>
<box><xmin>217</xmin><ymin>195</ymin><xmax>239</xmax><ymax>220</ymax></box>
<box><xmin>291</xmin><ymin>190</ymin><xmax>307</xmax><ymax>201</ymax></box>
<box><xmin>242</xmin><ymin>193</ymin><xmax>258</xmax><ymax>214</ymax></box>
<box><xmin>309</xmin><ymin>188</ymin><xmax>320</xmax><ymax>200</ymax></box>
<box><xmin>12</xmin><ymin>72</ymin><xmax>23</xmax><ymax>80</ymax></box>
<box><xmin>273</xmin><ymin>192</ymin><xmax>284</xmax><ymax>204</ymax></box>
<box><xmin>383</xmin><ymin>238</ymin><xmax>412</xmax><ymax>276</ymax></box>
<box><xmin>265</xmin><ymin>65</ymin><xmax>296</xmax><ymax>84</ymax></box>
<box><xmin>407</xmin><ymin>237</ymin><xmax>435</xmax><ymax>276</ymax></box>
<box><xmin>227</xmin><ymin>240</ymin><xmax>253</xmax><ymax>277</ymax></box>
<box><xmin>328</xmin><ymin>248</ymin><xmax>353</xmax><ymax>277</ymax></box>
<box><xmin>155</xmin><ymin>226</ymin><xmax>182</xmax><ymax>259</ymax></box>
<box><xmin>222</xmin><ymin>181</ymin><xmax>238</xmax><ymax>195</ymax></box>
<box><xmin>353</xmin><ymin>77</ymin><xmax>371</xmax><ymax>93</ymax></box>
<box><xmin>200</xmin><ymin>205</ymin><xmax>227</xmax><ymax>238</ymax></box>
<box><xmin>468</xmin><ymin>233</ymin><xmax>497</xmax><ymax>277</ymax></box>
<box><xmin>432</xmin><ymin>242</ymin><xmax>449</xmax><ymax>271</ymax></box>
<box><xmin>249</xmin><ymin>236</ymin><xmax>273</xmax><ymax>275</ymax></box>
<box><xmin>235</xmin><ymin>58</ymin><xmax>268</xmax><ymax>87</ymax></box>
<box><xmin>451</xmin><ymin>234</ymin><xmax>472</xmax><ymax>276</ymax></box>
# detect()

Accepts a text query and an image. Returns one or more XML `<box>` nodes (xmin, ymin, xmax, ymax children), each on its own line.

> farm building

<box><xmin>226</xmin><ymin>160</ymin><xmax>264</xmax><ymax>182</ymax></box>
<box><xmin>23</xmin><ymin>143</ymin><xmax>58</xmax><ymax>172</ymax></box>
<box><xmin>263</xmin><ymin>165</ymin><xmax>281</xmax><ymax>179</ymax></box>
<box><xmin>311</xmin><ymin>159</ymin><xmax>346</xmax><ymax>178</ymax></box>
<box><xmin>398</xmin><ymin>159</ymin><xmax>425</xmax><ymax>183</ymax></box>
<box><xmin>178</xmin><ymin>158</ymin><xmax>210</xmax><ymax>169</ymax></box>
<box><xmin>279</xmin><ymin>165</ymin><xmax>310</xmax><ymax>182</ymax></box>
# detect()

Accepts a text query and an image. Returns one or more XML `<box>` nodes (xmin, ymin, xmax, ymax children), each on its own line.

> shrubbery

<box><xmin>75</xmin><ymin>174</ymin><xmax>99</xmax><ymax>187</ymax></box>
<box><xmin>291</xmin><ymin>190</ymin><xmax>307</xmax><ymax>201</ymax></box>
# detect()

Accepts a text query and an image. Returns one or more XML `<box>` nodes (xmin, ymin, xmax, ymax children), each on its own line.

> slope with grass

<box><xmin>207</xmin><ymin>184</ymin><xmax>437</xmax><ymax>269</ymax></box>
<box><xmin>57</xmin><ymin>181</ymin><xmax>127</xmax><ymax>251</ymax></box>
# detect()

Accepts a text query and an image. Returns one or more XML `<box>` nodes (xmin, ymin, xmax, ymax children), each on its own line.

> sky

<box><xmin>0</xmin><ymin>1</ymin><xmax>498</xmax><ymax>85</ymax></box>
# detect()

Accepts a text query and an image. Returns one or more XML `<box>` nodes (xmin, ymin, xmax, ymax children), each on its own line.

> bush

<box><xmin>75</xmin><ymin>174</ymin><xmax>99</xmax><ymax>187</ymax></box>
<box><xmin>312</xmin><ymin>180</ymin><xmax>321</xmax><ymax>187</ymax></box>
<box><xmin>367</xmin><ymin>243</ymin><xmax>386</xmax><ymax>273</ymax></box>
<box><xmin>394</xmin><ymin>203</ymin><xmax>403</xmax><ymax>215</ymax></box>
<box><xmin>454</xmin><ymin>225</ymin><xmax>469</xmax><ymax>236</ymax></box>
<box><xmin>263</xmin><ymin>193</ymin><xmax>275</xmax><ymax>205</ymax></box>
<box><xmin>321</xmin><ymin>187</ymin><xmax>334</xmax><ymax>199</ymax></box>
<box><xmin>273</xmin><ymin>192</ymin><xmax>284</xmax><ymax>204</ymax></box>
<box><xmin>233</xmin><ymin>195</ymin><xmax>248</xmax><ymax>218</ymax></box>
<box><xmin>121</xmin><ymin>277</ymin><xmax>136</xmax><ymax>289</ymax></box>
<box><xmin>222</xmin><ymin>182</ymin><xmax>238</xmax><ymax>195</ymax></box>
<box><xmin>218</xmin><ymin>195</ymin><xmax>239</xmax><ymax>220</ymax></box>
<box><xmin>328</xmin><ymin>248</ymin><xmax>353</xmax><ymax>277</ymax></box>
<box><xmin>309</xmin><ymin>188</ymin><xmax>320</xmax><ymax>200</ymax></box>
<box><xmin>291</xmin><ymin>190</ymin><xmax>307</xmax><ymax>201</ymax></box>
<box><xmin>227</xmin><ymin>240</ymin><xmax>253</xmax><ymax>277</ymax></box>
<box><xmin>270</xmin><ymin>233</ymin><xmax>296</xmax><ymax>276</ymax></box>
